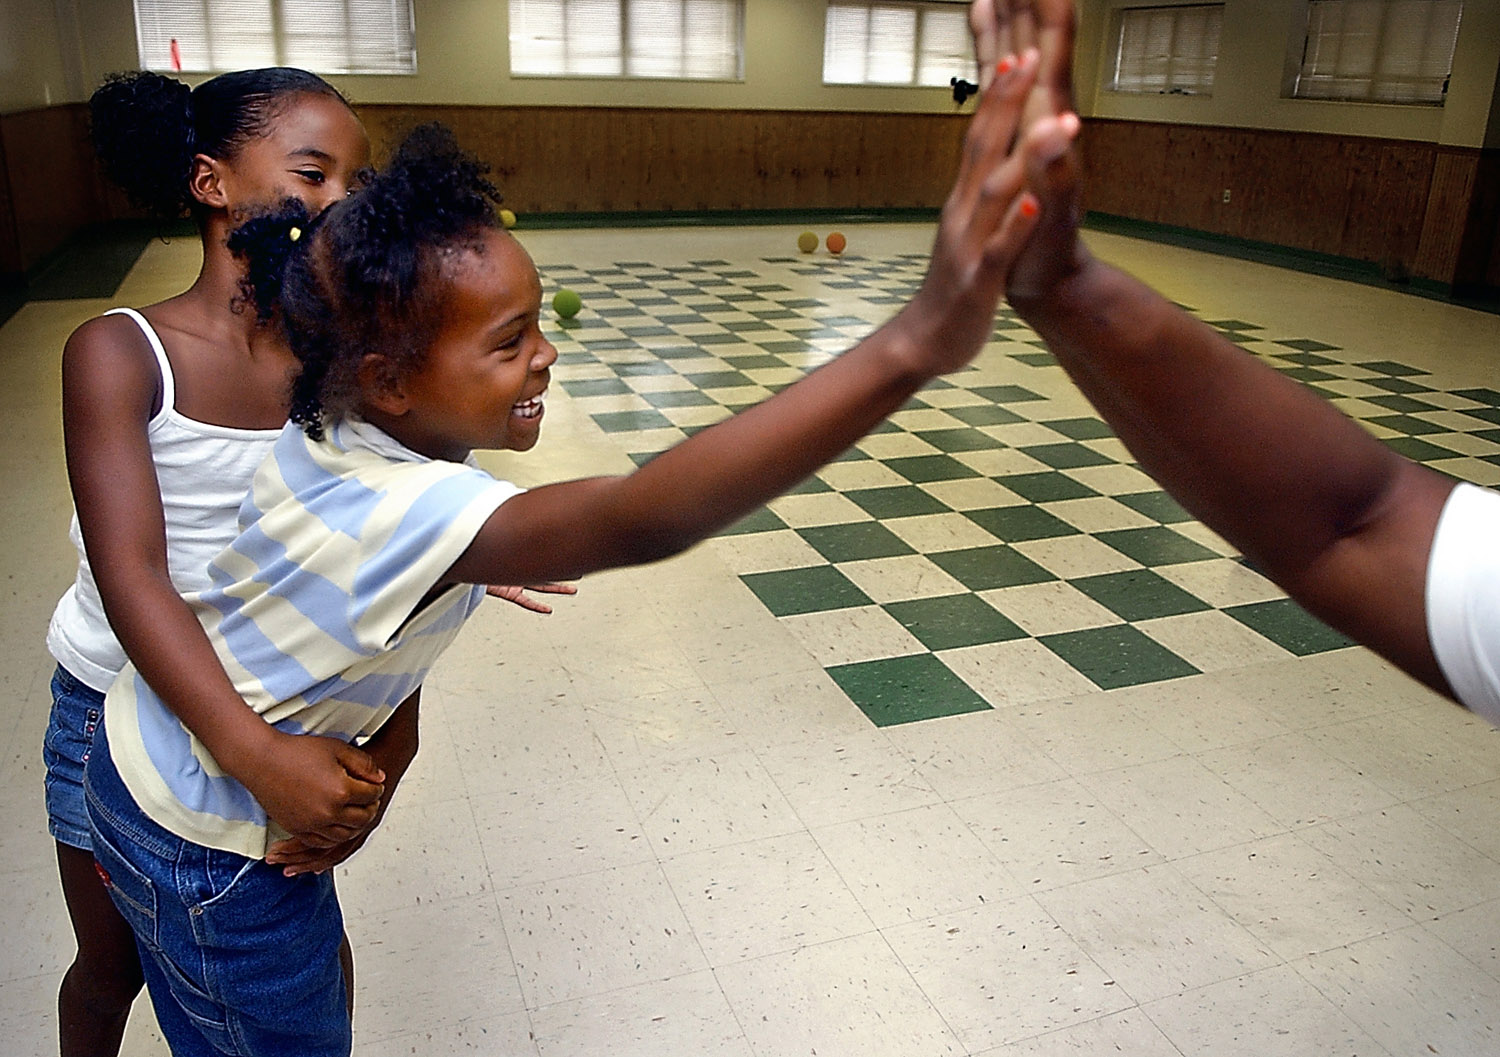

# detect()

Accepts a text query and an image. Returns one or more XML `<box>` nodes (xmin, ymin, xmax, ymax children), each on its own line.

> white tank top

<box><xmin>47</xmin><ymin>308</ymin><xmax>284</xmax><ymax>691</ymax></box>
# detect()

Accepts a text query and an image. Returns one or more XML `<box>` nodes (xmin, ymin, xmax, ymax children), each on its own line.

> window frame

<box><xmin>1290</xmin><ymin>0</ymin><xmax>1464</xmax><ymax>106</ymax></box>
<box><xmin>133</xmin><ymin>0</ymin><xmax>418</xmax><ymax>76</ymax></box>
<box><xmin>821</xmin><ymin>0</ymin><xmax>978</xmax><ymax>89</ymax></box>
<box><xmin>507</xmin><ymin>0</ymin><xmax>747</xmax><ymax>83</ymax></box>
<box><xmin>1106</xmin><ymin>2</ymin><xmax>1224</xmax><ymax>98</ymax></box>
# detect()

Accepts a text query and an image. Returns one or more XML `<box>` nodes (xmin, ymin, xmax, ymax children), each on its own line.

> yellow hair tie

<box><xmin>288</xmin><ymin>226</ymin><xmax>302</xmax><ymax>242</ymax></box>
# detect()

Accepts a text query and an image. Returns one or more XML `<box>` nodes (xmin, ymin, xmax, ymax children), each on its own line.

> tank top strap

<box><xmin>104</xmin><ymin>307</ymin><xmax>175</xmax><ymax>423</ymax></box>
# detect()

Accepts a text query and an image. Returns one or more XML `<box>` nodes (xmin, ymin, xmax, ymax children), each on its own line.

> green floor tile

<box><xmin>1021</xmin><ymin>443</ymin><xmax>1115</xmax><ymax>469</ymax></box>
<box><xmin>1040</xmin><ymin>624</ymin><xmax>1200</xmax><ymax>690</ymax></box>
<box><xmin>884</xmin><ymin>594</ymin><xmax>1026</xmax><ymax>651</ymax></box>
<box><xmin>969</xmin><ymin>384</ymin><xmax>1046</xmax><ymax>404</ymax></box>
<box><xmin>614</xmin><ymin>360</ymin><xmax>676</xmax><ymax>376</ymax></box>
<box><xmin>998</xmin><ymin>472</ymin><xmax>1099</xmax><ymax>503</ymax></box>
<box><xmin>591</xmin><ymin>409</ymin><xmax>676</xmax><ymax>432</ymax></box>
<box><xmin>1012</xmin><ymin>352</ymin><xmax>1058</xmax><ymax>367</ymax></box>
<box><xmin>1365</xmin><ymin>361</ymin><xmax>1430</xmax><ymax>377</ymax></box>
<box><xmin>828</xmin><ymin>653</ymin><xmax>992</xmax><ymax>727</ymax></box>
<box><xmin>845</xmin><ymin>485</ymin><xmax>952</xmax><ymax>519</ymax></box>
<box><xmin>1096</xmin><ymin>526</ymin><xmax>1220</xmax><ymax>566</ymax></box>
<box><xmin>1277</xmin><ymin>338</ymin><xmax>1339</xmax><ymax>352</ymax></box>
<box><xmin>1116</xmin><ymin>491</ymin><xmax>1194</xmax><ymax>524</ymax></box>
<box><xmin>1367</xmin><ymin>377</ymin><xmax>1434</xmax><ymax>395</ymax></box>
<box><xmin>1044</xmin><ymin>417</ymin><xmax>1116</xmax><ymax>441</ymax></box>
<box><xmin>684</xmin><ymin>370</ymin><xmax>755</xmax><ymax>388</ymax></box>
<box><xmin>1367</xmin><ymin>413</ymin><xmax>1448</xmax><ymax>436</ymax></box>
<box><xmin>944</xmin><ymin>404</ymin><xmax>1026</xmax><ymax>427</ymax></box>
<box><xmin>1073</xmin><ymin>569</ymin><xmax>1211</xmax><ymax>621</ymax></box>
<box><xmin>929</xmin><ymin>544</ymin><xmax>1056</xmax><ymax>590</ymax></box>
<box><xmin>963</xmin><ymin>505</ymin><xmax>1080</xmax><ymax>542</ymax></box>
<box><xmin>1225</xmin><ymin>599</ymin><xmax>1355</xmax><ymax>655</ymax></box>
<box><xmin>1454</xmin><ymin>387</ymin><xmax>1500</xmax><ymax>406</ymax></box>
<box><xmin>723</xmin><ymin>353</ymin><xmax>787</xmax><ymax>369</ymax></box>
<box><xmin>785</xmin><ymin>475</ymin><xmax>834</xmax><ymax>495</ymax></box>
<box><xmin>740</xmin><ymin>565</ymin><xmax>871</xmax><ymax>616</ymax></box>
<box><xmin>797</xmin><ymin>522</ymin><xmax>915</xmax><ymax>562</ymax></box>
<box><xmin>562</xmin><ymin>377</ymin><xmax>633</xmax><ymax>397</ymax></box>
<box><xmin>1383</xmin><ymin>436</ymin><xmax>1458</xmax><ymax>461</ymax></box>
<box><xmin>885</xmin><ymin>454</ymin><xmax>983</xmax><ymax>483</ymax></box>
<box><xmin>914</xmin><ymin>429</ymin><xmax>1005</xmax><ymax>453</ymax></box>
<box><xmin>1279</xmin><ymin>366</ymin><xmax>1338</xmax><ymax>382</ymax></box>
<box><xmin>1367</xmin><ymin>394</ymin><xmax>1439</xmax><ymax>413</ymax></box>
<box><xmin>717</xmin><ymin>507</ymin><xmax>788</xmax><ymax>536</ymax></box>
<box><xmin>643</xmin><ymin>390</ymin><xmax>718</xmax><ymax>408</ymax></box>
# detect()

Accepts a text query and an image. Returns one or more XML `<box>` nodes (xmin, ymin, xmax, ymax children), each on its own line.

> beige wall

<box><xmin>0</xmin><ymin>0</ymin><xmax>76</xmax><ymax>112</ymax></box>
<box><xmin>12</xmin><ymin>1</ymin><xmax>1500</xmax><ymax>140</ymax></box>
<box><xmin>57</xmin><ymin>0</ymin><xmax>972</xmax><ymax>114</ymax></box>
<box><xmin>1078</xmin><ymin>0</ymin><xmax>1500</xmax><ymax>148</ymax></box>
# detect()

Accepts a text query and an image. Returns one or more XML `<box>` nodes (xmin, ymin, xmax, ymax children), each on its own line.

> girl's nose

<box><xmin>534</xmin><ymin>338</ymin><xmax>558</xmax><ymax>371</ymax></box>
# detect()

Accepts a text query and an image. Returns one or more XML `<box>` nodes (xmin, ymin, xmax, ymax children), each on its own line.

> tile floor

<box><xmin>2</xmin><ymin>221</ymin><xmax>1500</xmax><ymax>1056</ymax></box>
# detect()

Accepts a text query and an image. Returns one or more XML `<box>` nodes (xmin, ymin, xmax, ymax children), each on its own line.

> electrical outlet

<box><xmin>1222</xmin><ymin>188</ymin><xmax>1232</xmax><ymax>203</ymax></box>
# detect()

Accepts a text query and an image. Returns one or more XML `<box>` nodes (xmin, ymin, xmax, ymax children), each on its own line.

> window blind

<box><xmin>1110</xmin><ymin>4</ymin><xmax>1222</xmax><ymax>95</ymax></box>
<box><xmin>134</xmin><ymin>0</ymin><xmax>415</xmax><ymax>74</ymax></box>
<box><xmin>509</xmin><ymin>0</ymin><xmax>744</xmax><ymax>80</ymax></box>
<box><xmin>1296</xmin><ymin>0</ymin><xmax>1462</xmax><ymax>104</ymax></box>
<box><xmin>824</xmin><ymin>1</ymin><xmax>976</xmax><ymax>88</ymax></box>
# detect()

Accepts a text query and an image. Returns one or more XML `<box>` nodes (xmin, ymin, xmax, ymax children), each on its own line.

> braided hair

<box><xmin>89</xmin><ymin>67</ymin><xmax>349</xmax><ymax>219</ymax></box>
<box><xmin>230</xmin><ymin>123</ymin><xmax>504</xmax><ymax>438</ymax></box>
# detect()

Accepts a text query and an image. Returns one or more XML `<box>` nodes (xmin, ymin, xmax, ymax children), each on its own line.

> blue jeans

<box><xmin>84</xmin><ymin>720</ymin><xmax>352</xmax><ymax>1056</ymax></box>
<box><xmin>43</xmin><ymin>665</ymin><xmax>105</xmax><ymax>849</ymax></box>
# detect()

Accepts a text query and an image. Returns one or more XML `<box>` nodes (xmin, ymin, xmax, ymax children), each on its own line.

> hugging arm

<box><xmin>62</xmin><ymin>316</ymin><xmax>388</xmax><ymax>847</ymax></box>
<box><xmin>975</xmin><ymin>0</ymin><xmax>1457</xmax><ymax>696</ymax></box>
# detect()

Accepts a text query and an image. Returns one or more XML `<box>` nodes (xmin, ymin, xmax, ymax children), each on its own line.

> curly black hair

<box><xmin>231</xmin><ymin>123</ymin><xmax>505</xmax><ymax>438</ymax></box>
<box><xmin>89</xmin><ymin>67</ymin><xmax>349</xmax><ymax>219</ymax></box>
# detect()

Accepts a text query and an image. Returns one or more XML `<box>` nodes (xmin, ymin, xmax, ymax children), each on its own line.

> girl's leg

<box><xmin>45</xmin><ymin>667</ymin><xmax>143</xmax><ymax>1056</ymax></box>
<box><xmin>339</xmin><ymin>930</ymin><xmax>355</xmax><ymax>1017</ymax></box>
<box><xmin>55</xmin><ymin>841</ymin><xmax>144</xmax><ymax>1057</ymax></box>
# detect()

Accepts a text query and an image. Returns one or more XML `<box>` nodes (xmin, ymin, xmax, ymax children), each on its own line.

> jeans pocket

<box><xmin>84</xmin><ymin>815</ymin><xmax>158</xmax><ymax>945</ymax></box>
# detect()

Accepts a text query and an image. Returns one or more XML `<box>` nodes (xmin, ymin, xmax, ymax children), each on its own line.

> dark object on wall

<box><xmin>951</xmin><ymin>77</ymin><xmax>978</xmax><ymax>105</ymax></box>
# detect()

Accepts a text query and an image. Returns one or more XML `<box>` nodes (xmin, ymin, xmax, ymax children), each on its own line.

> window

<box><xmin>509</xmin><ymin>0</ymin><xmax>744</xmax><ymax>80</ymax></box>
<box><xmin>1294</xmin><ymin>0</ymin><xmax>1462</xmax><ymax>104</ymax></box>
<box><xmin>823</xmin><ymin>1</ymin><xmax>977</xmax><ymax>87</ymax></box>
<box><xmin>134</xmin><ymin>0</ymin><xmax>416</xmax><ymax>74</ymax></box>
<box><xmin>1109</xmin><ymin>4</ymin><xmax>1222</xmax><ymax>95</ymax></box>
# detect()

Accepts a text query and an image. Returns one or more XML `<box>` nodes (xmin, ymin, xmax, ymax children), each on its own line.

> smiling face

<box><xmin>197</xmin><ymin>92</ymin><xmax>372</xmax><ymax>218</ymax></box>
<box><xmin>375</xmin><ymin>228</ymin><xmax>557</xmax><ymax>463</ymax></box>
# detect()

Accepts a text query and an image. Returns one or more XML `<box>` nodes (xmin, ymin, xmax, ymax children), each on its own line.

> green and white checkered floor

<box><xmin>539</xmin><ymin>249</ymin><xmax>1500</xmax><ymax>728</ymax></box>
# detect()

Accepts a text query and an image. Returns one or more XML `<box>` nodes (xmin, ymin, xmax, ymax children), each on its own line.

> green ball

<box><xmin>552</xmin><ymin>288</ymin><xmax>582</xmax><ymax>319</ymax></box>
<box><xmin>797</xmin><ymin>231</ymin><xmax>818</xmax><ymax>253</ymax></box>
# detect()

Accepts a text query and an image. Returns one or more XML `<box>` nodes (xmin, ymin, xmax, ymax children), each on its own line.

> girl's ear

<box><xmin>188</xmin><ymin>154</ymin><xmax>227</xmax><ymax>210</ymax></box>
<box><xmin>358</xmin><ymin>353</ymin><xmax>409</xmax><ymax>415</ymax></box>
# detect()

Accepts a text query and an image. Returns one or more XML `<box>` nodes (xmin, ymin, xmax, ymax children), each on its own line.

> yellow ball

<box><xmin>797</xmin><ymin>231</ymin><xmax>818</xmax><ymax>254</ymax></box>
<box><xmin>499</xmin><ymin>208</ymin><xmax>517</xmax><ymax>229</ymax></box>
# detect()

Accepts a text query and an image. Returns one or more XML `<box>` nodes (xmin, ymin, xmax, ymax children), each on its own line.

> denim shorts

<box><xmin>84</xmin><ymin>722</ymin><xmax>352</xmax><ymax>1056</ymax></box>
<box><xmin>43</xmin><ymin>665</ymin><xmax>106</xmax><ymax>850</ymax></box>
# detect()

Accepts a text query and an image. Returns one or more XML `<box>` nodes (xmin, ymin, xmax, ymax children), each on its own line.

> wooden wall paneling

<box><xmin>750</xmin><ymin>109</ymin><xmax>798</xmax><ymax>209</ymax></box>
<box><xmin>1456</xmin><ymin>150</ymin><xmax>1500</xmax><ymax>290</ymax></box>
<box><xmin>1338</xmin><ymin>139</ymin><xmax>1433</xmax><ymax>274</ymax></box>
<box><xmin>0</xmin><ymin>121</ymin><xmax>20</xmax><ymax>277</ymax></box>
<box><xmin>1265</xmin><ymin>133</ymin><xmax>1346</xmax><ymax>252</ymax></box>
<box><xmin>2</xmin><ymin>104</ymin><xmax>103</xmax><ymax>272</ymax></box>
<box><xmin>1160</xmin><ymin>126</ymin><xmax>1224</xmax><ymax>233</ymax></box>
<box><xmin>1414</xmin><ymin>150</ymin><xmax>1477</xmax><ymax>283</ymax></box>
<box><xmin>1080</xmin><ymin>120</ymin><xmax>1169</xmax><ymax>221</ymax></box>
<box><xmin>1213</xmin><ymin>130</ymin><xmax>1258</xmax><ymax>239</ymax></box>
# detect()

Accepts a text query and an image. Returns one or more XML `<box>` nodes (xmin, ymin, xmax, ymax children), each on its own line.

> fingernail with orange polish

<box><xmin>997</xmin><ymin>55</ymin><xmax>1015</xmax><ymax>75</ymax></box>
<box><xmin>1020</xmin><ymin>198</ymin><xmax>1039</xmax><ymax>218</ymax></box>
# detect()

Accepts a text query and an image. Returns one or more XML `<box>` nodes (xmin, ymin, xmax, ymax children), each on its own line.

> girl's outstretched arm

<box><xmin>63</xmin><ymin>314</ymin><xmax>388</xmax><ymax>847</ymax></box>
<box><xmin>446</xmin><ymin>51</ymin><xmax>1070</xmax><ymax>589</ymax></box>
<box><xmin>976</xmin><ymin>0</ymin><xmax>1456</xmax><ymax>696</ymax></box>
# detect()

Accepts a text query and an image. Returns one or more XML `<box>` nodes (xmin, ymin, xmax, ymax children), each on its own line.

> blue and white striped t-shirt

<box><xmin>105</xmin><ymin>419</ymin><xmax>521</xmax><ymax>858</ymax></box>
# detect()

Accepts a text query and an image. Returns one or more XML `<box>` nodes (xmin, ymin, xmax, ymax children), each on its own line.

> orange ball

<box><xmin>826</xmin><ymin>231</ymin><xmax>847</xmax><ymax>255</ymax></box>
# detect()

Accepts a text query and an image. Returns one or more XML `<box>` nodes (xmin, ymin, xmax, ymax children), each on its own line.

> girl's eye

<box><xmin>295</xmin><ymin>169</ymin><xmax>326</xmax><ymax>184</ymax></box>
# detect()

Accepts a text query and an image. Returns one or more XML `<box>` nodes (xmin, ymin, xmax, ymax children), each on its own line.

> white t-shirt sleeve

<box><xmin>1426</xmin><ymin>482</ymin><xmax>1500</xmax><ymax>726</ymax></box>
